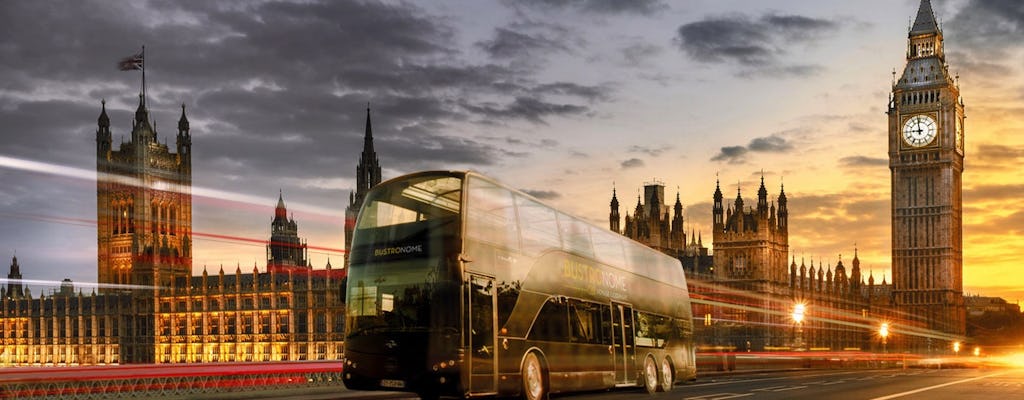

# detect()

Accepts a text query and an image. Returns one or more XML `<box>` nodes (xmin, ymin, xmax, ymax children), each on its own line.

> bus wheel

<box><xmin>521</xmin><ymin>352</ymin><xmax>547</xmax><ymax>400</ymax></box>
<box><xmin>643</xmin><ymin>355</ymin><xmax>658</xmax><ymax>394</ymax></box>
<box><xmin>658</xmin><ymin>357</ymin><xmax>674</xmax><ymax>392</ymax></box>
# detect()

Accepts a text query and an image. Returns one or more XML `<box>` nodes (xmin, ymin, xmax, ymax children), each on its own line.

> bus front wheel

<box><xmin>643</xmin><ymin>355</ymin><xmax>658</xmax><ymax>394</ymax></box>
<box><xmin>521</xmin><ymin>352</ymin><xmax>547</xmax><ymax>400</ymax></box>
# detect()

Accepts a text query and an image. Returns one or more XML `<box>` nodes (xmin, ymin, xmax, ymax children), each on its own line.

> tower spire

<box><xmin>910</xmin><ymin>0</ymin><xmax>939</xmax><ymax>36</ymax></box>
<box><xmin>353</xmin><ymin>104</ymin><xmax>382</xmax><ymax>208</ymax></box>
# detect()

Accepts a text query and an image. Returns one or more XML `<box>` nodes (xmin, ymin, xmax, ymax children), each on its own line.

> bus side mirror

<box><xmin>459</xmin><ymin>254</ymin><xmax>473</xmax><ymax>263</ymax></box>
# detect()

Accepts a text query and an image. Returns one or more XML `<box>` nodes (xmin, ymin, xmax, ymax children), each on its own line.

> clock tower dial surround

<box><xmin>887</xmin><ymin>0</ymin><xmax>966</xmax><ymax>347</ymax></box>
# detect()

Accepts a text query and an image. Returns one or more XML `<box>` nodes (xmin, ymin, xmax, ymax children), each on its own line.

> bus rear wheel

<box><xmin>643</xmin><ymin>355</ymin><xmax>658</xmax><ymax>394</ymax></box>
<box><xmin>658</xmin><ymin>357</ymin><xmax>674</xmax><ymax>392</ymax></box>
<box><xmin>521</xmin><ymin>352</ymin><xmax>547</xmax><ymax>400</ymax></box>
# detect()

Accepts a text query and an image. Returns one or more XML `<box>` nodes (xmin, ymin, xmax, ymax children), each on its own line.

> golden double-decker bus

<box><xmin>343</xmin><ymin>171</ymin><xmax>695</xmax><ymax>399</ymax></box>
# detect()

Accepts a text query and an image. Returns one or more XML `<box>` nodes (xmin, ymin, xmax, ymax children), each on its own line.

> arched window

<box><xmin>169</xmin><ymin>205</ymin><xmax>177</xmax><ymax>236</ymax></box>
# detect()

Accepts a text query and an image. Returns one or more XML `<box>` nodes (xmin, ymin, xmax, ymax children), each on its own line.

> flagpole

<box><xmin>141</xmin><ymin>45</ymin><xmax>146</xmax><ymax>107</ymax></box>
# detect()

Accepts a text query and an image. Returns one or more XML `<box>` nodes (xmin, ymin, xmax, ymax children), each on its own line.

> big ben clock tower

<box><xmin>888</xmin><ymin>0</ymin><xmax>966</xmax><ymax>347</ymax></box>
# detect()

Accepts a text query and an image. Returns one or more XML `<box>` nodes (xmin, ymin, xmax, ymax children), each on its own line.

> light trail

<box><xmin>0</xmin><ymin>278</ymin><xmax>158</xmax><ymax>291</ymax></box>
<box><xmin>0</xmin><ymin>211</ymin><xmax>347</xmax><ymax>255</ymax></box>
<box><xmin>0</xmin><ymin>154</ymin><xmax>342</xmax><ymax>220</ymax></box>
<box><xmin>688</xmin><ymin>278</ymin><xmax>962</xmax><ymax>342</ymax></box>
<box><xmin>1</xmin><ymin>153</ymin><xmax>964</xmax><ymax>344</ymax></box>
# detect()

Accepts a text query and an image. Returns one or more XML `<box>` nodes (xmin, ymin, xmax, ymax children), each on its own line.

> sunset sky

<box><xmin>1</xmin><ymin>0</ymin><xmax>1022</xmax><ymax>300</ymax></box>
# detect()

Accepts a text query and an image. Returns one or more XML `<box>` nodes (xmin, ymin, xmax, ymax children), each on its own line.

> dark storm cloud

<box><xmin>462</xmin><ymin>97</ymin><xmax>590</xmax><ymax>124</ymax></box>
<box><xmin>748</xmin><ymin>135</ymin><xmax>792</xmax><ymax>152</ymax></box>
<box><xmin>967</xmin><ymin>210</ymin><xmax>1024</xmax><ymax>235</ymax></box>
<box><xmin>947</xmin><ymin>0</ymin><xmax>1024</xmax><ymax>56</ymax></box>
<box><xmin>477</xmin><ymin>27</ymin><xmax>571</xmax><ymax>60</ymax></box>
<box><xmin>966</xmin><ymin>144</ymin><xmax>1024</xmax><ymax>170</ymax></box>
<box><xmin>711</xmin><ymin>135</ymin><xmax>793</xmax><ymax>164</ymax></box>
<box><xmin>621</xmin><ymin>43</ymin><xmax>663</xmax><ymax>66</ymax></box>
<box><xmin>620</xmin><ymin>158</ymin><xmax>645</xmax><ymax>169</ymax></box>
<box><xmin>628</xmin><ymin>145</ymin><xmax>671</xmax><ymax>157</ymax></box>
<box><xmin>520</xmin><ymin>189</ymin><xmax>561</xmax><ymax>200</ymax></box>
<box><xmin>839</xmin><ymin>156</ymin><xmax>888</xmax><ymax>168</ymax></box>
<box><xmin>0</xmin><ymin>0</ymin><xmax>613</xmax><ymax>184</ymax></box>
<box><xmin>735</xmin><ymin>64</ymin><xmax>824</xmax><ymax>79</ymax></box>
<box><xmin>531</xmin><ymin>82</ymin><xmax>611</xmax><ymax>102</ymax></box>
<box><xmin>674</xmin><ymin>13</ymin><xmax>837</xmax><ymax>76</ymax></box>
<box><xmin>710</xmin><ymin>146</ymin><xmax>749</xmax><ymax>164</ymax></box>
<box><xmin>506</xmin><ymin>0</ymin><xmax>667</xmax><ymax>15</ymax></box>
<box><xmin>965</xmin><ymin>183</ymin><xmax>1024</xmax><ymax>202</ymax></box>
<box><xmin>0</xmin><ymin>0</ymin><xmax>623</xmax><ymax>280</ymax></box>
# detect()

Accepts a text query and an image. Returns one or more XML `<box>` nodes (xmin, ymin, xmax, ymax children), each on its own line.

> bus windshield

<box><xmin>346</xmin><ymin>174</ymin><xmax>463</xmax><ymax>338</ymax></box>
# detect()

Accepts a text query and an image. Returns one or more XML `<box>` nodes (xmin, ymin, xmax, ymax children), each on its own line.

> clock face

<box><xmin>902</xmin><ymin>114</ymin><xmax>937</xmax><ymax>147</ymax></box>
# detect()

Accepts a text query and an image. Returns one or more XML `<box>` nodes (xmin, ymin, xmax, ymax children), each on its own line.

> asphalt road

<box><xmin>213</xmin><ymin>367</ymin><xmax>1024</xmax><ymax>400</ymax></box>
<box><xmin>572</xmin><ymin>368</ymin><xmax>1024</xmax><ymax>400</ymax></box>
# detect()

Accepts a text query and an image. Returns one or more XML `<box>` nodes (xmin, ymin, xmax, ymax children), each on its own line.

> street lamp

<box><xmin>879</xmin><ymin>323</ymin><xmax>889</xmax><ymax>354</ymax></box>
<box><xmin>792</xmin><ymin>303</ymin><xmax>806</xmax><ymax>324</ymax></box>
<box><xmin>953</xmin><ymin>341</ymin><xmax>961</xmax><ymax>357</ymax></box>
<box><xmin>974</xmin><ymin>347</ymin><xmax>981</xmax><ymax>357</ymax></box>
<box><xmin>792</xmin><ymin>302</ymin><xmax>806</xmax><ymax>350</ymax></box>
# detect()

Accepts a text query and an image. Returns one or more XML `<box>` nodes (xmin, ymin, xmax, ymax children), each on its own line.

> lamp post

<box><xmin>792</xmin><ymin>303</ymin><xmax>806</xmax><ymax>350</ymax></box>
<box><xmin>879</xmin><ymin>323</ymin><xmax>889</xmax><ymax>354</ymax></box>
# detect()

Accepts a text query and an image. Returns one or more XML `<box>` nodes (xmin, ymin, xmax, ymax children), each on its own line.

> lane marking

<box><xmin>868</xmin><ymin>371</ymin><xmax>1008</xmax><ymax>400</ymax></box>
<box><xmin>751</xmin><ymin>385</ymin><xmax>788</xmax><ymax>391</ymax></box>
<box><xmin>691</xmin><ymin>370</ymin><xmax>874</xmax><ymax>387</ymax></box>
<box><xmin>685</xmin><ymin>393</ymin><xmax>753</xmax><ymax>400</ymax></box>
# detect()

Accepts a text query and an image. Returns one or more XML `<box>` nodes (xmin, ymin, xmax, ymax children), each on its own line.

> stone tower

<box><xmin>96</xmin><ymin>96</ymin><xmax>192</xmax><ymax>291</ymax></box>
<box><xmin>887</xmin><ymin>0</ymin><xmax>966</xmax><ymax>343</ymax></box>
<box><xmin>344</xmin><ymin>106</ymin><xmax>382</xmax><ymax>268</ymax></box>
<box><xmin>5</xmin><ymin>255</ymin><xmax>23</xmax><ymax>298</ymax></box>
<box><xmin>609</xmin><ymin>186</ymin><xmax>620</xmax><ymax>233</ymax></box>
<box><xmin>711</xmin><ymin>176</ymin><xmax>789</xmax><ymax>289</ymax></box>
<box><xmin>267</xmin><ymin>191</ymin><xmax>309</xmax><ymax>269</ymax></box>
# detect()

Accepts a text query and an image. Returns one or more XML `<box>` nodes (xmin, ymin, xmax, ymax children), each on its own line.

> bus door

<box><xmin>467</xmin><ymin>274</ymin><xmax>497</xmax><ymax>394</ymax></box>
<box><xmin>610</xmin><ymin>302</ymin><xmax>637</xmax><ymax>384</ymax></box>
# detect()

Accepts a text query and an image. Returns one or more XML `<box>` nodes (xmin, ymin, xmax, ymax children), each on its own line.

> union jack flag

<box><xmin>118</xmin><ymin>52</ymin><xmax>143</xmax><ymax>71</ymax></box>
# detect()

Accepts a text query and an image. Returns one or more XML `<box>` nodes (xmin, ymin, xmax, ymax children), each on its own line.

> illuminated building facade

<box><xmin>0</xmin><ymin>97</ymin><xmax>348</xmax><ymax>366</ymax></box>
<box><xmin>96</xmin><ymin>96</ymin><xmax>192</xmax><ymax>291</ymax></box>
<box><xmin>699</xmin><ymin>178</ymin><xmax>897</xmax><ymax>352</ymax></box>
<box><xmin>887</xmin><ymin>0</ymin><xmax>967</xmax><ymax>349</ymax></box>
<box><xmin>609</xmin><ymin>177</ymin><xmax>898</xmax><ymax>352</ymax></box>
<box><xmin>150</xmin><ymin>263</ymin><xmax>344</xmax><ymax>364</ymax></box>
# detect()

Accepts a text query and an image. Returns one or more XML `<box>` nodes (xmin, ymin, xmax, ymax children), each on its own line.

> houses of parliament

<box><xmin>0</xmin><ymin>94</ymin><xmax>382</xmax><ymax>365</ymax></box>
<box><xmin>612</xmin><ymin>0</ymin><xmax>964</xmax><ymax>353</ymax></box>
<box><xmin>1</xmin><ymin>0</ymin><xmax>966</xmax><ymax>366</ymax></box>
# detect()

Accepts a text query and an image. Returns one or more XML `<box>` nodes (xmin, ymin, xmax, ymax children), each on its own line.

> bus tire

<box><xmin>643</xmin><ymin>355</ymin><xmax>658</xmax><ymax>394</ymax></box>
<box><xmin>658</xmin><ymin>357</ymin><xmax>674</xmax><ymax>392</ymax></box>
<box><xmin>521</xmin><ymin>352</ymin><xmax>547</xmax><ymax>400</ymax></box>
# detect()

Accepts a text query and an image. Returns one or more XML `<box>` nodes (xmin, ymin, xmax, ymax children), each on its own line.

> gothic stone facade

<box><xmin>608</xmin><ymin>177</ymin><xmax>899</xmax><ymax>351</ymax></box>
<box><xmin>344</xmin><ymin>107</ymin><xmax>382</xmax><ymax>269</ymax></box>
<box><xmin>96</xmin><ymin>97</ymin><xmax>192</xmax><ymax>291</ymax></box>
<box><xmin>0</xmin><ymin>98</ymin><xmax>360</xmax><ymax>365</ymax></box>
<box><xmin>611</xmin><ymin>182</ymin><xmax>709</xmax><ymax>262</ymax></box>
<box><xmin>888</xmin><ymin>0</ymin><xmax>967</xmax><ymax>349</ymax></box>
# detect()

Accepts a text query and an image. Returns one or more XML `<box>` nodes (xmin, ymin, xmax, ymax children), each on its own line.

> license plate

<box><xmin>380</xmin><ymin>379</ymin><xmax>406</xmax><ymax>388</ymax></box>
